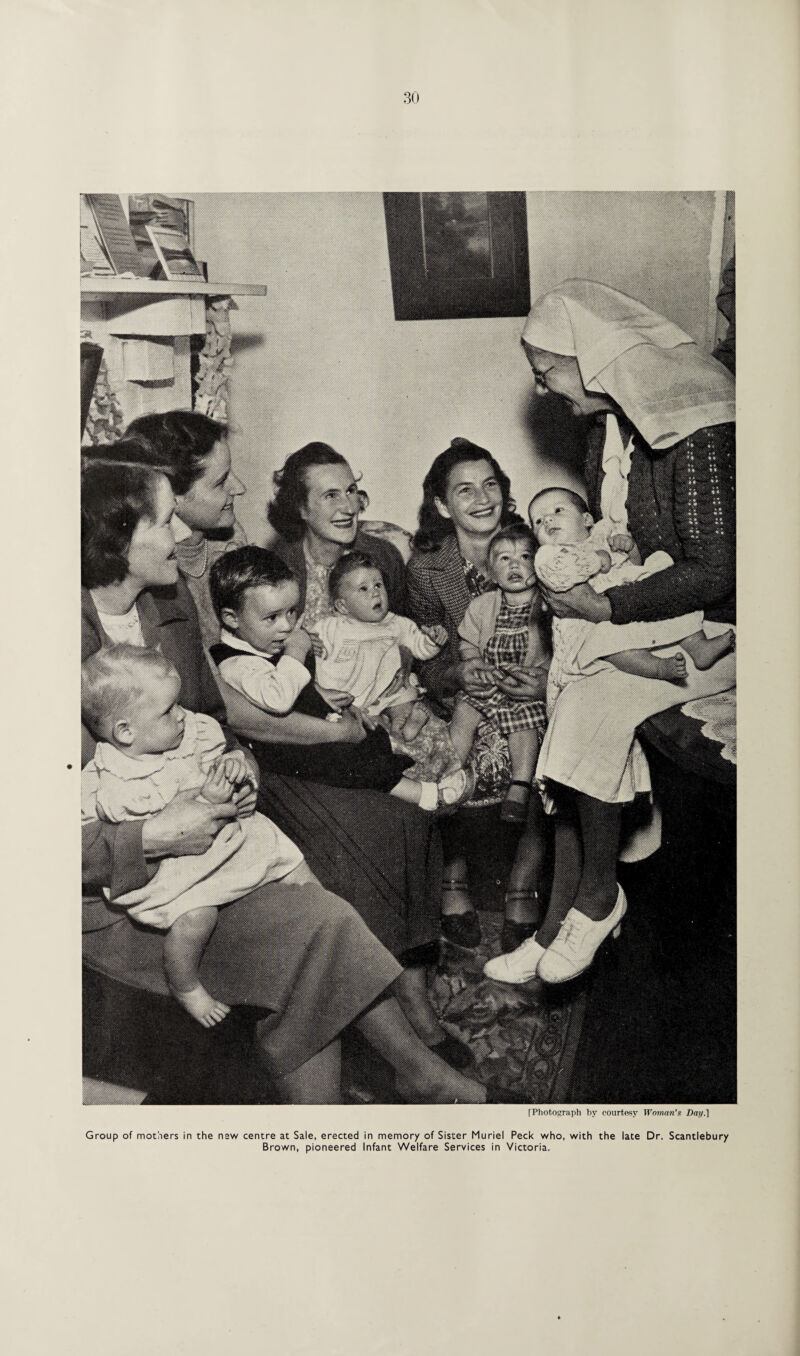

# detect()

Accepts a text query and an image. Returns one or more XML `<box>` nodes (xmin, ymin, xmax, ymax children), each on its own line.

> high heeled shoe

<box><xmin>537</xmin><ymin>886</ymin><xmax>627</xmax><ymax>984</ymax></box>
<box><xmin>500</xmin><ymin>918</ymin><xmax>537</xmax><ymax>953</ymax></box>
<box><xmin>499</xmin><ymin>888</ymin><xmax>541</xmax><ymax>954</ymax></box>
<box><xmin>483</xmin><ymin>933</ymin><xmax>546</xmax><ymax>984</ymax></box>
<box><xmin>440</xmin><ymin>911</ymin><xmax>482</xmax><ymax>949</ymax></box>
<box><xmin>430</xmin><ymin>1032</ymin><xmax>475</xmax><ymax>1071</ymax></box>
<box><xmin>440</xmin><ymin>878</ymin><xmax>482</xmax><ymax>949</ymax></box>
<box><xmin>499</xmin><ymin>779</ymin><xmax>532</xmax><ymax>824</ymax></box>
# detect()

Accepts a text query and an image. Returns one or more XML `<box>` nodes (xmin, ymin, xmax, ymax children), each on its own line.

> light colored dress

<box><xmin>81</xmin><ymin>710</ymin><xmax>303</xmax><ymax>927</ymax></box>
<box><xmin>544</xmin><ymin>546</ymin><xmax>705</xmax><ymax>717</ymax></box>
<box><xmin>535</xmin><ymin>428</ymin><xmax>735</xmax><ymax>806</ymax></box>
<box><xmin>312</xmin><ymin>612</ymin><xmax>440</xmax><ymax>716</ymax></box>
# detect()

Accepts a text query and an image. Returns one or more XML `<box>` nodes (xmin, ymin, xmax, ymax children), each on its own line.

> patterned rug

<box><xmin>344</xmin><ymin>913</ymin><xmax>586</xmax><ymax>1104</ymax></box>
<box><xmin>431</xmin><ymin>914</ymin><xmax>587</xmax><ymax>1101</ymax></box>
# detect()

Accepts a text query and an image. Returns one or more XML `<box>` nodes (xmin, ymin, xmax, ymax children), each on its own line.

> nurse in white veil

<box><xmin>487</xmin><ymin>280</ymin><xmax>736</xmax><ymax>987</ymax></box>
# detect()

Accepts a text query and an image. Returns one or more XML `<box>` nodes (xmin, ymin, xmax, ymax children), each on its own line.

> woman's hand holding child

<box><xmin>141</xmin><ymin>789</ymin><xmax>239</xmax><ymax>859</ymax></box>
<box><xmin>454</xmin><ymin>655</ymin><xmax>496</xmax><ymax>695</ymax></box>
<box><xmin>493</xmin><ymin>663</ymin><xmax>548</xmax><ymax>701</ymax></box>
<box><xmin>540</xmin><ymin>580</ymin><xmax>613</xmax><ymax>623</ymax></box>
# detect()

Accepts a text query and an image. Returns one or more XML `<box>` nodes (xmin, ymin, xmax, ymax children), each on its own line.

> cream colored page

<box><xmin>4</xmin><ymin>2</ymin><xmax>799</xmax><ymax>1354</ymax></box>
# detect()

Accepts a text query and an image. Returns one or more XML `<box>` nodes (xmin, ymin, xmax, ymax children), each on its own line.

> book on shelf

<box><xmin>83</xmin><ymin>194</ymin><xmax>145</xmax><ymax>276</ymax></box>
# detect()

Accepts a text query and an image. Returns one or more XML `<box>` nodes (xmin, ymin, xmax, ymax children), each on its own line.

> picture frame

<box><xmin>145</xmin><ymin>223</ymin><xmax>205</xmax><ymax>281</ymax></box>
<box><xmin>383</xmin><ymin>190</ymin><xmax>530</xmax><ymax>321</ymax></box>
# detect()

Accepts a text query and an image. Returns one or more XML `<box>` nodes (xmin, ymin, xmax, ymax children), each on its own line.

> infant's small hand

<box><xmin>218</xmin><ymin>750</ymin><xmax>254</xmax><ymax>788</ymax></box>
<box><xmin>201</xmin><ymin>763</ymin><xmax>237</xmax><ymax>805</ymax></box>
<box><xmin>594</xmin><ymin>550</ymin><xmax>613</xmax><ymax>574</ymax></box>
<box><xmin>608</xmin><ymin>533</ymin><xmax>634</xmax><ymax>555</ymax></box>
<box><xmin>422</xmin><ymin>624</ymin><xmax>448</xmax><ymax>648</ymax></box>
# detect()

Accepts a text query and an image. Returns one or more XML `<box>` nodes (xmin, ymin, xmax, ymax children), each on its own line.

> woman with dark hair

<box><xmin>81</xmin><ymin>459</ymin><xmax>490</xmax><ymax>1103</ymax></box>
<box><xmin>124</xmin><ymin>411</ymin><xmax>247</xmax><ymax>647</ymax></box>
<box><xmin>104</xmin><ymin>424</ymin><xmax>469</xmax><ymax>1072</ymax></box>
<box><xmin>267</xmin><ymin>441</ymin><xmax>406</xmax><ymax>624</ymax></box>
<box><xmin>406</xmin><ymin>438</ymin><xmax>551</xmax><ymax>953</ymax></box>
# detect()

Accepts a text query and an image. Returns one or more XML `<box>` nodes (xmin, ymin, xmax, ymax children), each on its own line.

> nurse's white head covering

<box><xmin>522</xmin><ymin>280</ymin><xmax>735</xmax><ymax>449</ymax></box>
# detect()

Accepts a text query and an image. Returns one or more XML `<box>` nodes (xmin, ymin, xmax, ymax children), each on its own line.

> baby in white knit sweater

<box><xmin>530</xmin><ymin>487</ymin><xmax>734</xmax><ymax>695</ymax></box>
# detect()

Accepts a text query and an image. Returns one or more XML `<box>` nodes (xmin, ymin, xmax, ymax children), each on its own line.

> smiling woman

<box><xmin>406</xmin><ymin>438</ymin><xmax>550</xmax><ymax>953</ymax></box>
<box><xmin>267</xmin><ymin>442</ymin><xmax>407</xmax><ymax>626</ymax></box>
<box><xmin>174</xmin><ymin>437</ymin><xmax>245</xmax><ymax>533</ymax></box>
<box><xmin>526</xmin><ymin>349</ymin><xmax>617</xmax><ymax>418</ymax></box>
<box><xmin>94</xmin><ymin>425</ymin><xmax>467</xmax><ymax>1065</ymax></box>
<box><xmin>123</xmin><ymin>411</ymin><xmax>247</xmax><ymax>645</ymax></box>
<box><xmin>81</xmin><ymin>455</ymin><xmax>491</xmax><ymax>1104</ymax></box>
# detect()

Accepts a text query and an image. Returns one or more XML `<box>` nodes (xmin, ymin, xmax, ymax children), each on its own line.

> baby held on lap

<box><xmin>208</xmin><ymin>545</ymin><xmax>473</xmax><ymax>813</ymax></box>
<box><xmin>529</xmin><ymin>487</ymin><xmax>734</xmax><ymax>690</ymax></box>
<box><xmin>81</xmin><ymin>645</ymin><xmax>310</xmax><ymax>1027</ymax></box>
<box><xmin>313</xmin><ymin>550</ymin><xmax>447</xmax><ymax>741</ymax></box>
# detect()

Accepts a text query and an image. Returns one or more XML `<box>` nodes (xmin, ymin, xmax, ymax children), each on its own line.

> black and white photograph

<box><xmin>80</xmin><ymin>191</ymin><xmax>737</xmax><ymax>1109</ymax></box>
<box><xmin>7</xmin><ymin>4</ymin><xmax>798</xmax><ymax>1353</ymax></box>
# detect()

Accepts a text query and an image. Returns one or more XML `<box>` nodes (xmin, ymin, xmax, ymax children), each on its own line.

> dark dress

<box><xmin>209</xmin><ymin>640</ymin><xmax>413</xmax><ymax>791</ymax></box>
<box><xmin>225</xmin><ymin>534</ymin><xmax>442</xmax><ymax>960</ymax></box>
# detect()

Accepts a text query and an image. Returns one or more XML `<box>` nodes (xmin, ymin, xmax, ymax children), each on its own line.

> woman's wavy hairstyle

<box><xmin>123</xmin><ymin>411</ymin><xmax>228</xmax><ymax>495</ymax></box>
<box><xmin>411</xmin><ymin>437</ymin><xmax>517</xmax><ymax>553</ymax></box>
<box><xmin>81</xmin><ymin>457</ymin><xmax>164</xmax><ymax>590</ymax></box>
<box><xmin>266</xmin><ymin>442</ymin><xmax>351</xmax><ymax>543</ymax></box>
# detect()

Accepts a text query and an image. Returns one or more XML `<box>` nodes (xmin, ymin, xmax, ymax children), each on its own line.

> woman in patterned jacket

<box><xmin>406</xmin><ymin>438</ymin><xmax>551</xmax><ymax>956</ymax></box>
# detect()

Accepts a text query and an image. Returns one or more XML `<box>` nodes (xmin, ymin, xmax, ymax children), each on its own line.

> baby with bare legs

<box><xmin>81</xmin><ymin>645</ymin><xmax>311</xmax><ymax>1027</ymax></box>
<box><xmin>529</xmin><ymin>487</ymin><xmax>734</xmax><ymax>701</ymax></box>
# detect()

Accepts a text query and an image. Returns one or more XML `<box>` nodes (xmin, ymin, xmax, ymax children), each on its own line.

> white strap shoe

<box><xmin>483</xmin><ymin>934</ymin><xmax>546</xmax><ymax>984</ymax></box>
<box><xmin>537</xmin><ymin>886</ymin><xmax>627</xmax><ymax>984</ymax></box>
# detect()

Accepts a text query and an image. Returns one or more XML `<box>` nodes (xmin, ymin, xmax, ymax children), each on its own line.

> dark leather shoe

<box><xmin>500</xmin><ymin>919</ymin><xmax>537</xmax><ymax>953</ymax></box>
<box><xmin>441</xmin><ymin>911</ymin><xmax>482</xmax><ymax>949</ymax></box>
<box><xmin>430</xmin><ymin>1032</ymin><xmax>475</xmax><ymax>1071</ymax></box>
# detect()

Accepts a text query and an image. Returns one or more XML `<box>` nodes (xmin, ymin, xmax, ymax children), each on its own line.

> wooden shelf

<box><xmin>81</xmin><ymin>277</ymin><xmax>267</xmax><ymax>300</ymax></box>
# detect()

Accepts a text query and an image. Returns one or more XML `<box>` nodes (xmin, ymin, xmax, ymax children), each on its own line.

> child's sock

<box><xmin>417</xmin><ymin>781</ymin><xmax>439</xmax><ymax>811</ymax></box>
<box><xmin>437</xmin><ymin>768</ymin><xmax>474</xmax><ymax>809</ymax></box>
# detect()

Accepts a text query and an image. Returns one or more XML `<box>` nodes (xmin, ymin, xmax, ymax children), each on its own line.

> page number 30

<box><xmin>403</xmin><ymin>91</ymin><xmax>420</xmax><ymax>104</ymax></box>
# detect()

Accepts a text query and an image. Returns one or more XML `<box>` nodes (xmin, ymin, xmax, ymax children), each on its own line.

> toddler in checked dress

<box><xmin>448</xmin><ymin>525</ymin><xmax>550</xmax><ymax>823</ymax></box>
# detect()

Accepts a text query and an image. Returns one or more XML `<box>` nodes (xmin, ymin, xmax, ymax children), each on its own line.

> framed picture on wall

<box><xmin>383</xmin><ymin>190</ymin><xmax>530</xmax><ymax>320</ymax></box>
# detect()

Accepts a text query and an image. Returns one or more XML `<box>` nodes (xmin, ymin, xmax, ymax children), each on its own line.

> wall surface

<box><xmin>194</xmin><ymin>191</ymin><xmax>723</xmax><ymax>543</ymax></box>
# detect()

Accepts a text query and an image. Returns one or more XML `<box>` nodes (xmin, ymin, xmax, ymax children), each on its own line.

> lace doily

<box><xmin>681</xmin><ymin>689</ymin><xmax>737</xmax><ymax>765</ymax></box>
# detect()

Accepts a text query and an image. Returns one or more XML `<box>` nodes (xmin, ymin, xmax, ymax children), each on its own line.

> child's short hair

<box><xmin>328</xmin><ymin>550</ymin><xmax>381</xmax><ymax>602</ymax></box>
<box><xmin>81</xmin><ymin>645</ymin><xmax>175</xmax><ymax>740</ymax></box>
<box><xmin>528</xmin><ymin>486</ymin><xmax>591</xmax><ymax>520</ymax></box>
<box><xmin>209</xmin><ymin>545</ymin><xmax>297</xmax><ymax>619</ymax></box>
<box><xmin>489</xmin><ymin>523</ymin><xmax>537</xmax><ymax>558</ymax></box>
